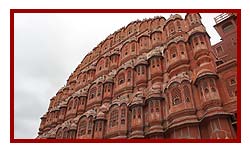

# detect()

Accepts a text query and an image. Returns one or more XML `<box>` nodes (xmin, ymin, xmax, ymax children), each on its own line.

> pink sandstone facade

<box><xmin>37</xmin><ymin>13</ymin><xmax>238</xmax><ymax>139</ymax></box>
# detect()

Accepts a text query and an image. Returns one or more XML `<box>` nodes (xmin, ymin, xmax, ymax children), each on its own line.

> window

<box><xmin>95</xmin><ymin>121</ymin><xmax>98</xmax><ymax>131</ymax></box>
<box><xmin>118</xmin><ymin>73</ymin><xmax>125</xmax><ymax>85</ymax></box>
<box><xmin>177</xmin><ymin>21</ymin><xmax>182</xmax><ymax>31</ymax></box>
<box><xmin>124</xmin><ymin>46</ymin><xmax>128</xmax><ymax>56</ymax></box>
<box><xmin>99</xmin><ymin>122</ymin><xmax>102</xmax><ymax>131</ymax></box>
<box><xmin>209</xmin><ymin>79</ymin><xmax>216</xmax><ymax>91</ymax></box>
<box><xmin>68</xmin><ymin>100</ymin><xmax>73</xmax><ymax>110</ymax></box>
<box><xmin>171</xmin><ymin>86</ymin><xmax>182</xmax><ymax>106</ymax></box>
<box><xmin>222</xmin><ymin>22</ymin><xmax>234</xmax><ymax>33</ymax></box>
<box><xmin>56</xmin><ymin>128</ymin><xmax>63</xmax><ymax>139</ymax></box>
<box><xmin>137</xmin><ymin>66</ymin><xmax>140</xmax><ymax>75</ymax></box>
<box><xmin>170</xmin><ymin>47</ymin><xmax>177</xmax><ymax>59</ymax></box>
<box><xmin>131</xmin><ymin>43</ymin><xmax>135</xmax><ymax>52</ymax></box>
<box><xmin>216</xmin><ymin>46</ymin><xmax>223</xmax><ymax>56</ymax></box>
<box><xmin>107</xmin><ymin>84</ymin><xmax>111</xmax><ymax>92</ymax></box>
<box><xmin>63</xmin><ymin>128</ymin><xmax>68</xmax><ymax>139</ymax></box>
<box><xmin>173</xmin><ymin>98</ymin><xmax>181</xmax><ymax>105</ymax></box>
<box><xmin>156</xmin><ymin>58</ymin><xmax>160</xmax><ymax>67</ymax></box>
<box><xmin>194</xmin><ymin>37</ymin><xmax>199</xmax><ymax>46</ymax></box>
<box><xmin>121</xmin><ymin>107</ymin><xmax>126</xmax><ymax>125</ymax></box>
<box><xmin>183</xmin><ymin>85</ymin><xmax>191</xmax><ymax>102</ymax></box>
<box><xmin>138</xmin><ymin>107</ymin><xmax>141</xmax><ymax>118</ymax></box>
<box><xmin>73</xmin><ymin>99</ymin><xmax>77</xmax><ymax>109</ymax></box>
<box><xmin>121</xmin><ymin>108</ymin><xmax>126</xmax><ymax>118</ymax></box>
<box><xmin>97</xmin><ymin>85</ymin><xmax>102</xmax><ymax>96</ymax></box>
<box><xmin>149</xmin><ymin>101</ymin><xmax>154</xmax><ymax>113</ymax></box>
<box><xmin>200</xmin><ymin>35</ymin><xmax>205</xmax><ymax>45</ymax></box>
<box><xmin>133</xmin><ymin>108</ymin><xmax>136</xmax><ymax>119</ymax></box>
<box><xmin>110</xmin><ymin>110</ymin><xmax>119</xmax><ymax>127</ymax></box>
<box><xmin>226</xmin><ymin>76</ymin><xmax>237</xmax><ymax>97</ymax></box>
<box><xmin>155</xmin><ymin>101</ymin><xmax>160</xmax><ymax>112</ymax></box>
<box><xmin>203</xmin><ymin>81</ymin><xmax>209</xmax><ymax>94</ymax></box>
<box><xmin>141</xmin><ymin>66</ymin><xmax>145</xmax><ymax>75</ymax></box>
<box><xmin>152</xmin><ymin>59</ymin><xmax>155</xmax><ymax>68</ymax></box>
<box><xmin>200</xmin><ymin>87</ymin><xmax>203</xmax><ymax>96</ymax></box>
<box><xmin>230</xmin><ymin>78</ymin><xmax>236</xmax><ymax>85</ymax></box>
<box><xmin>87</xmin><ymin>119</ymin><xmax>92</xmax><ymax>134</ymax></box>
<box><xmin>104</xmin><ymin>84</ymin><xmax>107</xmax><ymax>92</ymax></box>
<box><xmin>81</xmin><ymin>98</ymin><xmax>85</xmax><ymax>105</ymax></box>
<box><xmin>169</xmin><ymin>23</ymin><xmax>175</xmax><ymax>35</ymax></box>
<box><xmin>89</xmin><ymin>87</ymin><xmax>96</xmax><ymax>99</ymax></box>
<box><xmin>121</xmin><ymin>119</ymin><xmax>125</xmax><ymax>125</ymax></box>
<box><xmin>180</xmin><ymin>44</ymin><xmax>185</xmax><ymax>55</ymax></box>
<box><xmin>105</xmin><ymin>59</ymin><xmax>108</xmax><ymax>67</ymax></box>
<box><xmin>127</xmin><ymin>70</ymin><xmax>131</xmax><ymax>82</ymax></box>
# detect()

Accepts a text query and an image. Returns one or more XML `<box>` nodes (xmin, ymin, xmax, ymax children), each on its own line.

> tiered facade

<box><xmin>37</xmin><ymin>13</ymin><xmax>238</xmax><ymax>139</ymax></box>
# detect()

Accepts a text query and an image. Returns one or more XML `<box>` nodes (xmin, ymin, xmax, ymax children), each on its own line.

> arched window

<box><xmin>136</xmin><ymin>66</ymin><xmax>140</xmax><ymax>75</ymax></box>
<box><xmin>87</xmin><ymin>118</ymin><xmax>93</xmax><ymax>134</ymax></box>
<box><xmin>149</xmin><ymin>101</ymin><xmax>154</xmax><ymax>113</ymax></box>
<box><xmin>110</xmin><ymin>109</ymin><xmax>119</xmax><ymax>127</ymax></box>
<box><xmin>231</xmin><ymin>79</ymin><xmax>236</xmax><ymax>85</ymax></box>
<box><xmin>137</xmin><ymin>107</ymin><xmax>142</xmax><ymax>119</ymax></box>
<box><xmin>97</xmin><ymin>85</ymin><xmax>102</xmax><ymax>96</ymax></box>
<box><xmin>171</xmin><ymin>86</ymin><xmax>182</xmax><ymax>105</ymax></box>
<box><xmin>118</xmin><ymin>73</ymin><xmax>125</xmax><ymax>85</ymax></box>
<box><xmin>56</xmin><ymin>128</ymin><xmax>63</xmax><ymax>139</ymax></box>
<box><xmin>127</xmin><ymin>70</ymin><xmax>131</xmax><ymax>82</ymax></box>
<box><xmin>155</xmin><ymin>101</ymin><xmax>160</xmax><ymax>112</ymax></box>
<box><xmin>180</xmin><ymin>44</ymin><xmax>185</xmax><ymax>55</ymax></box>
<box><xmin>156</xmin><ymin>58</ymin><xmax>160</xmax><ymax>67</ymax></box>
<box><xmin>77</xmin><ymin>119</ymin><xmax>87</xmax><ymax>136</ymax></box>
<box><xmin>132</xmin><ymin>108</ymin><xmax>136</xmax><ymax>119</ymax></box>
<box><xmin>123</xmin><ymin>45</ymin><xmax>129</xmax><ymax>57</ymax></box>
<box><xmin>73</xmin><ymin>98</ymin><xmax>77</xmax><ymax>109</ymax></box>
<box><xmin>105</xmin><ymin>59</ymin><xmax>109</xmax><ymax>67</ymax></box>
<box><xmin>203</xmin><ymin>80</ymin><xmax>209</xmax><ymax>94</ymax></box>
<box><xmin>83</xmin><ymin>74</ymin><xmax>86</xmax><ymax>82</ymax></box>
<box><xmin>177</xmin><ymin>21</ymin><xmax>182</xmax><ymax>31</ymax></box>
<box><xmin>104</xmin><ymin>84</ymin><xmax>107</xmax><ymax>93</ymax></box>
<box><xmin>131</xmin><ymin>43</ymin><xmax>136</xmax><ymax>52</ymax></box>
<box><xmin>121</xmin><ymin>108</ymin><xmax>126</xmax><ymax>118</ymax></box>
<box><xmin>68</xmin><ymin>100</ymin><xmax>73</xmax><ymax>110</ymax></box>
<box><xmin>121</xmin><ymin>107</ymin><xmax>126</xmax><ymax>125</ymax></box>
<box><xmin>199</xmin><ymin>35</ymin><xmax>205</xmax><ymax>45</ymax></box>
<box><xmin>189</xmin><ymin>15</ymin><xmax>193</xmax><ymax>22</ymax></box>
<box><xmin>141</xmin><ymin>66</ymin><xmax>145</xmax><ymax>74</ymax></box>
<box><xmin>183</xmin><ymin>85</ymin><xmax>191</xmax><ymax>102</ymax></box>
<box><xmin>89</xmin><ymin>87</ymin><xmax>97</xmax><ymax>99</ymax></box>
<box><xmin>63</xmin><ymin>128</ymin><xmax>68</xmax><ymax>139</ymax></box>
<box><xmin>194</xmin><ymin>37</ymin><xmax>199</xmax><ymax>46</ymax></box>
<box><xmin>107</xmin><ymin>83</ymin><xmax>111</xmax><ymax>92</ymax></box>
<box><xmin>170</xmin><ymin>47</ymin><xmax>177</xmax><ymax>59</ymax></box>
<box><xmin>140</xmin><ymin>36</ymin><xmax>149</xmax><ymax>48</ymax></box>
<box><xmin>169</xmin><ymin>22</ymin><xmax>175</xmax><ymax>35</ymax></box>
<box><xmin>151</xmin><ymin>59</ymin><xmax>155</xmax><ymax>68</ymax></box>
<box><xmin>209</xmin><ymin>79</ymin><xmax>217</xmax><ymax>92</ymax></box>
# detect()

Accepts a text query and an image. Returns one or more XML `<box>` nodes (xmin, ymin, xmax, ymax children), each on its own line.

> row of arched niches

<box><xmin>38</xmin><ymin>13</ymin><xmax>237</xmax><ymax>139</ymax></box>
